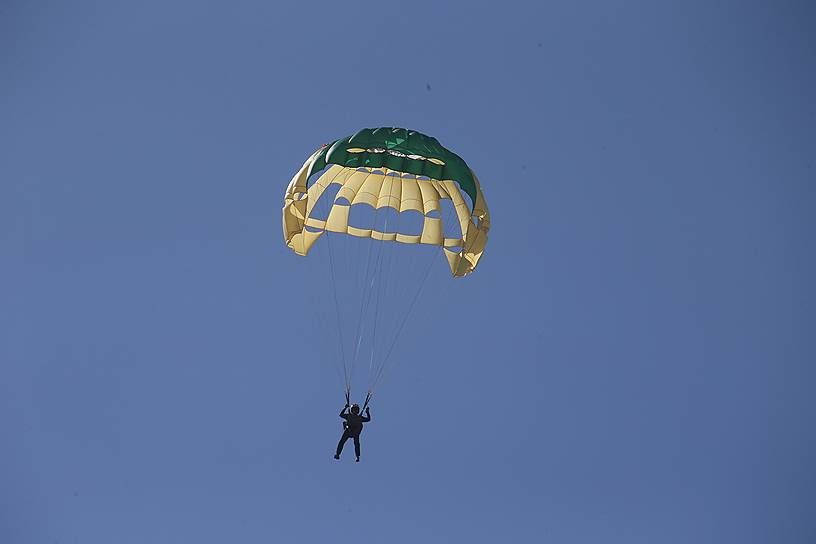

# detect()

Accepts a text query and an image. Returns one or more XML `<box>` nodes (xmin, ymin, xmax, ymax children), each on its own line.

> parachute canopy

<box><xmin>282</xmin><ymin>127</ymin><xmax>490</xmax><ymax>276</ymax></box>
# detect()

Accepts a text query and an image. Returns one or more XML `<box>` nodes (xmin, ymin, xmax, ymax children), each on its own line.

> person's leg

<box><xmin>336</xmin><ymin>431</ymin><xmax>350</xmax><ymax>458</ymax></box>
<box><xmin>353</xmin><ymin>435</ymin><xmax>361</xmax><ymax>460</ymax></box>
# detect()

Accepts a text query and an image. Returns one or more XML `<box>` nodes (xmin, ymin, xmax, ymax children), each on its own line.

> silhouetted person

<box><xmin>334</xmin><ymin>403</ymin><xmax>370</xmax><ymax>462</ymax></box>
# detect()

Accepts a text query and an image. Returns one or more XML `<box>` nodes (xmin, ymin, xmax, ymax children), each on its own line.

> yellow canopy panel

<box><xmin>283</xmin><ymin>152</ymin><xmax>490</xmax><ymax>277</ymax></box>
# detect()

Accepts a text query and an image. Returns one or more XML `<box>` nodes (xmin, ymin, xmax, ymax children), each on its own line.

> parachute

<box><xmin>282</xmin><ymin>127</ymin><xmax>490</xmax><ymax>405</ymax></box>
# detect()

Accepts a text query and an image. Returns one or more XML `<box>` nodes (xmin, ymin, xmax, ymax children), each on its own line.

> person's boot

<box><xmin>355</xmin><ymin>457</ymin><xmax>360</xmax><ymax>462</ymax></box>
<box><xmin>334</xmin><ymin>454</ymin><xmax>340</xmax><ymax>460</ymax></box>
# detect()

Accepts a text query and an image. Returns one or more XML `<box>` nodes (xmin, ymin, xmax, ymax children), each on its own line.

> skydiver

<box><xmin>334</xmin><ymin>403</ymin><xmax>370</xmax><ymax>462</ymax></box>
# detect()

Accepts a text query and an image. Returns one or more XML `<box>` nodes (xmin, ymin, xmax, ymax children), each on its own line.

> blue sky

<box><xmin>2</xmin><ymin>1</ymin><xmax>814</xmax><ymax>542</ymax></box>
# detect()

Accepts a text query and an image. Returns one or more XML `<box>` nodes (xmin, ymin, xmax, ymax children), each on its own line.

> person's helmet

<box><xmin>350</xmin><ymin>404</ymin><xmax>360</xmax><ymax>414</ymax></box>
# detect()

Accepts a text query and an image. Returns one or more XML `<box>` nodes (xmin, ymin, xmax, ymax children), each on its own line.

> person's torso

<box><xmin>345</xmin><ymin>414</ymin><xmax>364</xmax><ymax>433</ymax></box>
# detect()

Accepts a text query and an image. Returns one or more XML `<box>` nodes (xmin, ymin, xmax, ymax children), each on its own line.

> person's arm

<box><xmin>361</xmin><ymin>407</ymin><xmax>371</xmax><ymax>422</ymax></box>
<box><xmin>340</xmin><ymin>404</ymin><xmax>349</xmax><ymax>417</ymax></box>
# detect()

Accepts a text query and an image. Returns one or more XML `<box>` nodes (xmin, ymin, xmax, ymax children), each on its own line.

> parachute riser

<box><xmin>342</xmin><ymin>390</ymin><xmax>372</xmax><ymax>411</ymax></box>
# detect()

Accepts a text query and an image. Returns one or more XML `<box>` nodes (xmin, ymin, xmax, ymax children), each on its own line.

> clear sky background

<box><xmin>2</xmin><ymin>1</ymin><xmax>815</xmax><ymax>543</ymax></box>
